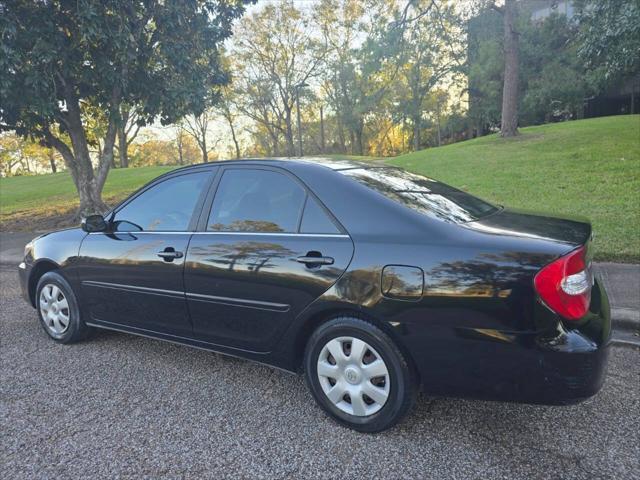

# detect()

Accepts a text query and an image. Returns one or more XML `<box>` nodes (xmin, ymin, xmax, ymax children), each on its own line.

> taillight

<box><xmin>534</xmin><ymin>245</ymin><xmax>593</xmax><ymax>321</ymax></box>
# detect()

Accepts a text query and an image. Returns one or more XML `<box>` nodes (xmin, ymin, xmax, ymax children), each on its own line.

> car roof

<box><xmin>166</xmin><ymin>157</ymin><xmax>385</xmax><ymax>175</ymax></box>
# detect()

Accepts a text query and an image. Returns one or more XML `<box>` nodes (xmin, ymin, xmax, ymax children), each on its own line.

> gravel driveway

<box><xmin>1</xmin><ymin>267</ymin><xmax>638</xmax><ymax>479</ymax></box>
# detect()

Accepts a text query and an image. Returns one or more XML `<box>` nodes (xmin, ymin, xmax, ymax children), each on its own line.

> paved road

<box><xmin>1</xmin><ymin>268</ymin><xmax>638</xmax><ymax>479</ymax></box>
<box><xmin>0</xmin><ymin>232</ymin><xmax>36</xmax><ymax>265</ymax></box>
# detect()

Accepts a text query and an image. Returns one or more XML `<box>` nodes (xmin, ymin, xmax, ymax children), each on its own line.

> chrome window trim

<box><xmin>88</xmin><ymin>231</ymin><xmax>349</xmax><ymax>238</ymax></box>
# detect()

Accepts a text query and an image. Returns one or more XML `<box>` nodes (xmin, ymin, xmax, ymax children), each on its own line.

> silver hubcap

<box><xmin>317</xmin><ymin>336</ymin><xmax>390</xmax><ymax>417</ymax></box>
<box><xmin>39</xmin><ymin>284</ymin><xmax>70</xmax><ymax>335</ymax></box>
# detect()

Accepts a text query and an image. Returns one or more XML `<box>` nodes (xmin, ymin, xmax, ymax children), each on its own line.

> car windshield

<box><xmin>341</xmin><ymin>167</ymin><xmax>499</xmax><ymax>223</ymax></box>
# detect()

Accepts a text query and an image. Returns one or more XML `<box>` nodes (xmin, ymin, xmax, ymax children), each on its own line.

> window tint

<box><xmin>114</xmin><ymin>172</ymin><xmax>209</xmax><ymax>231</ymax></box>
<box><xmin>342</xmin><ymin>167</ymin><xmax>499</xmax><ymax>223</ymax></box>
<box><xmin>300</xmin><ymin>196</ymin><xmax>340</xmax><ymax>234</ymax></box>
<box><xmin>208</xmin><ymin>169</ymin><xmax>305</xmax><ymax>233</ymax></box>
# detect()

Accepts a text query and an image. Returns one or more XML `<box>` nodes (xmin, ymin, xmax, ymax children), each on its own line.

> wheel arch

<box><xmin>28</xmin><ymin>259</ymin><xmax>61</xmax><ymax>307</ymax></box>
<box><xmin>290</xmin><ymin>303</ymin><xmax>421</xmax><ymax>386</ymax></box>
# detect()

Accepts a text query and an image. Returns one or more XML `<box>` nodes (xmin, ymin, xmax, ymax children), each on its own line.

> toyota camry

<box><xmin>19</xmin><ymin>159</ymin><xmax>610</xmax><ymax>432</ymax></box>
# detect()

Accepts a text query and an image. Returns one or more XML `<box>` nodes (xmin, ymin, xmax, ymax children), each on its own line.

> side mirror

<box><xmin>81</xmin><ymin>214</ymin><xmax>108</xmax><ymax>233</ymax></box>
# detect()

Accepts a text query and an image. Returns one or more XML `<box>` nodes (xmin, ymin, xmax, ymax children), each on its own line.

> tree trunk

<box><xmin>500</xmin><ymin>0</ymin><xmax>519</xmax><ymax>137</ymax></box>
<box><xmin>176</xmin><ymin>131</ymin><xmax>185</xmax><ymax>165</ymax></box>
<box><xmin>319</xmin><ymin>106</ymin><xmax>325</xmax><ymax>153</ymax></box>
<box><xmin>178</xmin><ymin>144</ymin><xmax>184</xmax><ymax>164</ymax></box>
<box><xmin>118</xmin><ymin>125</ymin><xmax>129</xmax><ymax>167</ymax></box>
<box><xmin>337</xmin><ymin>115</ymin><xmax>347</xmax><ymax>153</ymax></box>
<box><xmin>48</xmin><ymin>150</ymin><xmax>57</xmax><ymax>173</ymax></box>
<box><xmin>53</xmin><ymin>88</ymin><xmax>114</xmax><ymax>218</ymax></box>
<box><xmin>436</xmin><ymin>101</ymin><xmax>442</xmax><ymax>147</ymax></box>
<box><xmin>65</xmin><ymin>129</ymin><xmax>108</xmax><ymax>217</ymax></box>
<box><xmin>296</xmin><ymin>94</ymin><xmax>303</xmax><ymax>157</ymax></box>
<box><xmin>227</xmin><ymin>116</ymin><xmax>241</xmax><ymax>159</ymax></box>
<box><xmin>201</xmin><ymin>138</ymin><xmax>208</xmax><ymax>163</ymax></box>
<box><xmin>412</xmin><ymin>114</ymin><xmax>421</xmax><ymax>151</ymax></box>
<box><xmin>354</xmin><ymin>120</ymin><xmax>365</xmax><ymax>156</ymax></box>
<box><xmin>284</xmin><ymin>109</ymin><xmax>295</xmax><ymax>157</ymax></box>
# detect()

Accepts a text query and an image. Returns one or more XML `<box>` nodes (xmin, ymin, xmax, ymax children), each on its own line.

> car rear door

<box><xmin>77</xmin><ymin>168</ymin><xmax>216</xmax><ymax>336</ymax></box>
<box><xmin>184</xmin><ymin>165</ymin><xmax>354</xmax><ymax>352</ymax></box>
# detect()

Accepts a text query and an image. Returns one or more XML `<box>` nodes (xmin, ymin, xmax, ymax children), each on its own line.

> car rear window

<box><xmin>341</xmin><ymin>167</ymin><xmax>499</xmax><ymax>223</ymax></box>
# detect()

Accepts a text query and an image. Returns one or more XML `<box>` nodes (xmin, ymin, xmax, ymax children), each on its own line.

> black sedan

<box><xmin>18</xmin><ymin>159</ymin><xmax>610</xmax><ymax>432</ymax></box>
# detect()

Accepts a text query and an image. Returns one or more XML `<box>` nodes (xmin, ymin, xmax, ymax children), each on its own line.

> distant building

<box><xmin>529</xmin><ymin>0</ymin><xmax>575</xmax><ymax>21</ymax></box>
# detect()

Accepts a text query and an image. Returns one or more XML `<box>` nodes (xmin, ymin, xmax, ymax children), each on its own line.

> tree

<box><xmin>467</xmin><ymin>9</ymin><xmax>504</xmax><ymax>135</ymax></box>
<box><xmin>175</xmin><ymin>125</ymin><xmax>204</xmax><ymax>165</ymax></box>
<box><xmin>0</xmin><ymin>0</ymin><xmax>250</xmax><ymax>217</ymax></box>
<box><xmin>574</xmin><ymin>0</ymin><xmax>640</xmax><ymax>82</ymax></box>
<box><xmin>129</xmin><ymin>139</ymin><xmax>177</xmax><ymax>167</ymax></box>
<box><xmin>235</xmin><ymin>0</ymin><xmax>325</xmax><ymax>156</ymax></box>
<box><xmin>116</xmin><ymin>106</ymin><xmax>142</xmax><ymax>168</ymax></box>
<box><xmin>493</xmin><ymin>0</ymin><xmax>520</xmax><ymax>137</ymax></box>
<box><xmin>395</xmin><ymin>1</ymin><xmax>464</xmax><ymax>150</ymax></box>
<box><xmin>0</xmin><ymin>133</ymin><xmax>62</xmax><ymax>176</ymax></box>
<box><xmin>0</xmin><ymin>134</ymin><xmax>27</xmax><ymax>176</ymax></box>
<box><xmin>317</xmin><ymin>0</ymin><xmax>403</xmax><ymax>155</ymax></box>
<box><xmin>183</xmin><ymin>110</ymin><xmax>219</xmax><ymax>164</ymax></box>
<box><xmin>217</xmin><ymin>86</ymin><xmax>242</xmax><ymax>159</ymax></box>
<box><xmin>519</xmin><ymin>13</ymin><xmax>599</xmax><ymax>124</ymax></box>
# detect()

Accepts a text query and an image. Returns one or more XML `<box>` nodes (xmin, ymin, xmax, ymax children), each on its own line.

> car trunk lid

<box><xmin>467</xmin><ymin>207</ymin><xmax>592</xmax><ymax>250</ymax></box>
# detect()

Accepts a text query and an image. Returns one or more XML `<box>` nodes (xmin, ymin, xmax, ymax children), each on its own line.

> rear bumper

<box><xmin>405</xmin><ymin>278</ymin><xmax>612</xmax><ymax>405</ymax></box>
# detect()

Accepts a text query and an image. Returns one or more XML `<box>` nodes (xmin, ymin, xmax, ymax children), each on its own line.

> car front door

<box><xmin>78</xmin><ymin>168</ymin><xmax>215</xmax><ymax>336</ymax></box>
<box><xmin>184</xmin><ymin>166</ymin><xmax>354</xmax><ymax>352</ymax></box>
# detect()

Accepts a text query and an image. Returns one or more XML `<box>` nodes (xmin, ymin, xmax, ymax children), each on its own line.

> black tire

<box><xmin>304</xmin><ymin>316</ymin><xmax>417</xmax><ymax>433</ymax></box>
<box><xmin>35</xmin><ymin>271</ymin><xmax>92</xmax><ymax>344</ymax></box>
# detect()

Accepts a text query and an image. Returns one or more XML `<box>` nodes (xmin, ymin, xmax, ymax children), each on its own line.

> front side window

<box><xmin>208</xmin><ymin>169</ymin><xmax>306</xmax><ymax>233</ymax></box>
<box><xmin>341</xmin><ymin>167</ymin><xmax>499</xmax><ymax>223</ymax></box>
<box><xmin>114</xmin><ymin>172</ymin><xmax>210</xmax><ymax>231</ymax></box>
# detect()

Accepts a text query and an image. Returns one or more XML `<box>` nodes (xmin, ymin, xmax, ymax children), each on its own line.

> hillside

<box><xmin>388</xmin><ymin>115</ymin><xmax>640</xmax><ymax>262</ymax></box>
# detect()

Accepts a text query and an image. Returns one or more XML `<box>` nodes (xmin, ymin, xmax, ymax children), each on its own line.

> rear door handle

<box><xmin>157</xmin><ymin>249</ymin><xmax>183</xmax><ymax>261</ymax></box>
<box><xmin>296</xmin><ymin>255</ymin><xmax>334</xmax><ymax>266</ymax></box>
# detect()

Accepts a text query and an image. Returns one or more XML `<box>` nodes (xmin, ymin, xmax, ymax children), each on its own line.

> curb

<box><xmin>611</xmin><ymin>308</ymin><xmax>640</xmax><ymax>332</ymax></box>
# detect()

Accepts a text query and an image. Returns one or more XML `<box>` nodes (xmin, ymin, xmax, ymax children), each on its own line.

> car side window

<box><xmin>300</xmin><ymin>196</ymin><xmax>340</xmax><ymax>234</ymax></box>
<box><xmin>114</xmin><ymin>172</ymin><xmax>210</xmax><ymax>232</ymax></box>
<box><xmin>208</xmin><ymin>169</ymin><xmax>305</xmax><ymax>233</ymax></box>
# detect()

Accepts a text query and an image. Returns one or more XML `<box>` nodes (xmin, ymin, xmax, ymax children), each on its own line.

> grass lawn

<box><xmin>1</xmin><ymin>115</ymin><xmax>638</xmax><ymax>261</ymax></box>
<box><xmin>388</xmin><ymin>115</ymin><xmax>640</xmax><ymax>262</ymax></box>
<box><xmin>0</xmin><ymin>165</ymin><xmax>179</xmax><ymax>231</ymax></box>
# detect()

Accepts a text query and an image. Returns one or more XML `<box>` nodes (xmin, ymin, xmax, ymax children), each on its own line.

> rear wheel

<box><xmin>36</xmin><ymin>271</ymin><xmax>92</xmax><ymax>344</ymax></box>
<box><xmin>304</xmin><ymin>316</ymin><xmax>417</xmax><ymax>432</ymax></box>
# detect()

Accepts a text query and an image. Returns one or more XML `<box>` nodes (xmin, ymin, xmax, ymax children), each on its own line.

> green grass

<box><xmin>1</xmin><ymin>115</ymin><xmax>638</xmax><ymax>261</ymax></box>
<box><xmin>387</xmin><ymin>115</ymin><xmax>640</xmax><ymax>262</ymax></box>
<box><xmin>0</xmin><ymin>165</ymin><xmax>178</xmax><ymax>216</ymax></box>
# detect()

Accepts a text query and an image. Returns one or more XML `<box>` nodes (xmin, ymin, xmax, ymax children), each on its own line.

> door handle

<box><xmin>157</xmin><ymin>248</ymin><xmax>183</xmax><ymax>261</ymax></box>
<box><xmin>296</xmin><ymin>254</ymin><xmax>334</xmax><ymax>267</ymax></box>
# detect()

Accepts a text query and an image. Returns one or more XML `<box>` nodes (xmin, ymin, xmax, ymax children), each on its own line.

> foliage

<box><xmin>393</xmin><ymin>1</ymin><xmax>465</xmax><ymax>150</ymax></box>
<box><xmin>574</xmin><ymin>0</ymin><xmax>640</xmax><ymax>80</ymax></box>
<box><xmin>467</xmin><ymin>7</ymin><xmax>613</xmax><ymax>130</ymax></box>
<box><xmin>234</xmin><ymin>0</ymin><xmax>325</xmax><ymax>156</ymax></box>
<box><xmin>0</xmin><ymin>133</ymin><xmax>61</xmax><ymax>176</ymax></box>
<box><xmin>519</xmin><ymin>13</ymin><xmax>600</xmax><ymax>124</ymax></box>
<box><xmin>0</xmin><ymin>0</ymin><xmax>250</xmax><ymax>214</ymax></box>
<box><xmin>466</xmin><ymin>9</ymin><xmax>504</xmax><ymax>133</ymax></box>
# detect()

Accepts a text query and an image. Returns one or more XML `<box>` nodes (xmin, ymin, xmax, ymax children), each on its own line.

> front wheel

<box><xmin>36</xmin><ymin>271</ymin><xmax>92</xmax><ymax>344</ymax></box>
<box><xmin>304</xmin><ymin>316</ymin><xmax>417</xmax><ymax>433</ymax></box>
